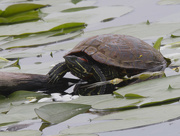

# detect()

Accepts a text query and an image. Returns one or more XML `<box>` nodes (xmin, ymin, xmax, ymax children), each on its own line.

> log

<box><xmin>0</xmin><ymin>72</ymin><xmax>79</xmax><ymax>96</ymax></box>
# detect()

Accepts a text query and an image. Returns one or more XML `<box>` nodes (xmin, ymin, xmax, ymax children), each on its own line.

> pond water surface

<box><xmin>0</xmin><ymin>0</ymin><xmax>180</xmax><ymax>136</ymax></box>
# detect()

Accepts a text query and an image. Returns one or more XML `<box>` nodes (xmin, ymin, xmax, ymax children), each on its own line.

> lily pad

<box><xmin>61</xmin><ymin>6</ymin><xmax>98</xmax><ymax>12</ymax></box>
<box><xmin>0</xmin><ymin>130</ymin><xmax>41</xmax><ymax>136</ymax></box>
<box><xmin>35</xmin><ymin>103</ymin><xmax>91</xmax><ymax>124</ymax></box>
<box><xmin>45</xmin><ymin>22</ymin><xmax>180</xmax><ymax>51</ymax></box>
<box><xmin>157</xmin><ymin>0</ymin><xmax>180</xmax><ymax>5</ymax></box>
<box><xmin>0</xmin><ymin>91</ymin><xmax>49</xmax><ymax>114</ymax></box>
<box><xmin>60</xmin><ymin>104</ymin><xmax>180</xmax><ymax>134</ymax></box>
<box><xmin>54</xmin><ymin>134</ymin><xmax>98</xmax><ymax>136</ymax></box>
<box><xmin>0</xmin><ymin>22</ymin><xmax>86</xmax><ymax>49</ymax></box>
<box><xmin>0</xmin><ymin>102</ymin><xmax>50</xmax><ymax>126</ymax></box>
<box><xmin>82</xmin><ymin>22</ymin><xmax>180</xmax><ymax>40</ymax></box>
<box><xmin>70</xmin><ymin>75</ymin><xmax>180</xmax><ymax>110</ymax></box>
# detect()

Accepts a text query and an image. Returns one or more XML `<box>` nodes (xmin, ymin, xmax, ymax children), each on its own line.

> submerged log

<box><xmin>0</xmin><ymin>72</ymin><xmax>79</xmax><ymax>96</ymax></box>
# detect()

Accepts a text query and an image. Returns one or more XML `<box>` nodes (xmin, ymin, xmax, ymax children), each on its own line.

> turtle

<box><xmin>48</xmin><ymin>34</ymin><xmax>167</xmax><ymax>95</ymax></box>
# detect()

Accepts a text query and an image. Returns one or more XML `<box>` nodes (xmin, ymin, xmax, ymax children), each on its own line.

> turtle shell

<box><xmin>65</xmin><ymin>34</ymin><xmax>167</xmax><ymax>71</ymax></box>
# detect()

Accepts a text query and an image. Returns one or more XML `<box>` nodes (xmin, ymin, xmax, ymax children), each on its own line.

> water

<box><xmin>0</xmin><ymin>0</ymin><xmax>180</xmax><ymax>135</ymax></box>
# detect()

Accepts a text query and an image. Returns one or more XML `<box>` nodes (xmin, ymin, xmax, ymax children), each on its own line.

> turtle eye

<box><xmin>79</xmin><ymin>57</ymin><xmax>88</xmax><ymax>62</ymax></box>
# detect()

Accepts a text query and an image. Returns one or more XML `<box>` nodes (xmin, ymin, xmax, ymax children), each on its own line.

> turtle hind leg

<box><xmin>73</xmin><ymin>82</ymin><xmax>115</xmax><ymax>95</ymax></box>
<box><xmin>48</xmin><ymin>62</ymin><xmax>69</xmax><ymax>83</ymax></box>
<box><xmin>73</xmin><ymin>82</ymin><xmax>105</xmax><ymax>96</ymax></box>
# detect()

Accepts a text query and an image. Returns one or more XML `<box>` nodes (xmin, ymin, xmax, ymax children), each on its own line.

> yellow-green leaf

<box><xmin>153</xmin><ymin>37</ymin><xmax>163</xmax><ymax>51</ymax></box>
<box><xmin>0</xmin><ymin>57</ymin><xmax>9</xmax><ymax>62</ymax></box>
<box><xmin>125</xmin><ymin>93</ymin><xmax>147</xmax><ymax>99</ymax></box>
<box><xmin>49</xmin><ymin>22</ymin><xmax>87</xmax><ymax>31</ymax></box>
<box><xmin>1</xmin><ymin>3</ymin><xmax>48</xmax><ymax>17</ymax></box>
<box><xmin>61</xmin><ymin>6</ymin><xmax>97</xmax><ymax>12</ymax></box>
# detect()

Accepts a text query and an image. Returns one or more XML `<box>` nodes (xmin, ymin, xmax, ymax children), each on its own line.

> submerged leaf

<box><xmin>35</xmin><ymin>103</ymin><xmax>91</xmax><ymax>124</ymax></box>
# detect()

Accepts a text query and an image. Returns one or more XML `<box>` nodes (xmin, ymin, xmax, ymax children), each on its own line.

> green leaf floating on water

<box><xmin>146</xmin><ymin>20</ymin><xmax>150</xmax><ymax>25</ymax></box>
<box><xmin>61</xmin><ymin>6</ymin><xmax>98</xmax><ymax>12</ymax></box>
<box><xmin>101</xmin><ymin>17</ymin><xmax>115</xmax><ymax>22</ymax></box>
<box><xmin>51</xmin><ymin>26</ymin><xmax>86</xmax><ymax>36</ymax></box>
<box><xmin>113</xmin><ymin>92</ymin><xmax>124</xmax><ymax>98</ymax></box>
<box><xmin>0</xmin><ymin>22</ymin><xmax>86</xmax><ymax>49</ymax></box>
<box><xmin>129</xmin><ymin>71</ymin><xmax>164</xmax><ymax>80</ymax></box>
<box><xmin>0</xmin><ymin>10</ymin><xmax>40</xmax><ymax>25</ymax></box>
<box><xmin>0</xmin><ymin>22</ymin><xmax>86</xmax><ymax>38</ymax></box>
<box><xmin>0</xmin><ymin>91</ymin><xmax>48</xmax><ymax>108</ymax></box>
<box><xmin>0</xmin><ymin>10</ymin><xmax>3</xmax><ymax>16</ymax></box>
<box><xmin>35</xmin><ymin>103</ymin><xmax>91</xmax><ymax>124</ymax></box>
<box><xmin>124</xmin><ymin>93</ymin><xmax>147</xmax><ymax>99</ymax></box>
<box><xmin>49</xmin><ymin>22</ymin><xmax>86</xmax><ymax>31</ymax></box>
<box><xmin>57</xmin><ymin>134</ymin><xmax>98</xmax><ymax>136</ymax></box>
<box><xmin>60</xmin><ymin>104</ymin><xmax>180</xmax><ymax>135</ymax></box>
<box><xmin>0</xmin><ymin>3</ymin><xmax>48</xmax><ymax>25</ymax></box>
<box><xmin>4</xmin><ymin>58</ymin><xmax>21</xmax><ymax>69</ymax></box>
<box><xmin>153</xmin><ymin>37</ymin><xmax>163</xmax><ymax>51</ymax></box>
<box><xmin>70</xmin><ymin>74</ymin><xmax>180</xmax><ymax>110</ymax></box>
<box><xmin>0</xmin><ymin>130</ymin><xmax>42</xmax><ymax>136</ymax></box>
<box><xmin>171</xmin><ymin>34</ymin><xmax>180</xmax><ymax>38</ymax></box>
<box><xmin>0</xmin><ymin>56</ymin><xmax>8</xmax><ymax>61</ymax></box>
<box><xmin>71</xmin><ymin>0</ymin><xmax>83</xmax><ymax>4</ymax></box>
<box><xmin>0</xmin><ymin>103</ymin><xmax>50</xmax><ymax>126</ymax></box>
<box><xmin>1</xmin><ymin>3</ymin><xmax>48</xmax><ymax>17</ymax></box>
<box><xmin>0</xmin><ymin>91</ymin><xmax>49</xmax><ymax>126</ymax></box>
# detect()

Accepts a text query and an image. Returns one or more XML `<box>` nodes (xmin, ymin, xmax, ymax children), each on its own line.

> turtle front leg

<box><xmin>91</xmin><ymin>65</ymin><xmax>107</xmax><ymax>94</ymax></box>
<box><xmin>48</xmin><ymin>62</ymin><xmax>69</xmax><ymax>83</ymax></box>
<box><xmin>74</xmin><ymin>65</ymin><xmax>107</xmax><ymax>95</ymax></box>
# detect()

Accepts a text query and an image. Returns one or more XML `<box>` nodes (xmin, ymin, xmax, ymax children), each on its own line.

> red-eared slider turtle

<box><xmin>48</xmin><ymin>34</ymin><xmax>167</xmax><ymax>95</ymax></box>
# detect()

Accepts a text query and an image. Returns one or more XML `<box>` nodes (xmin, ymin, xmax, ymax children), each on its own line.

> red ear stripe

<box><xmin>79</xmin><ymin>57</ymin><xmax>88</xmax><ymax>62</ymax></box>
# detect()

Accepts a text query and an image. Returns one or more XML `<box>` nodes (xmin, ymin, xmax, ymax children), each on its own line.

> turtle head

<box><xmin>64</xmin><ymin>55</ymin><xmax>93</xmax><ymax>79</ymax></box>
